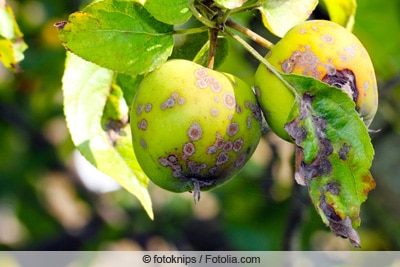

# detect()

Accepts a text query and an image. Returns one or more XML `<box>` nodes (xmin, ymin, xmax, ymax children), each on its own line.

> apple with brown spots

<box><xmin>254</xmin><ymin>20</ymin><xmax>378</xmax><ymax>141</ymax></box>
<box><xmin>131</xmin><ymin>59</ymin><xmax>262</xmax><ymax>200</ymax></box>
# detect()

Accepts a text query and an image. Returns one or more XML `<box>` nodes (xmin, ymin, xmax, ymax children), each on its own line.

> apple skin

<box><xmin>131</xmin><ymin>59</ymin><xmax>262</xmax><ymax>193</ymax></box>
<box><xmin>254</xmin><ymin>20</ymin><xmax>378</xmax><ymax>141</ymax></box>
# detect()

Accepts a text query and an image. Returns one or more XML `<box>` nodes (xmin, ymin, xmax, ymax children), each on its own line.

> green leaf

<box><xmin>62</xmin><ymin>52</ymin><xmax>153</xmax><ymax>219</ymax></box>
<box><xmin>143</xmin><ymin>0</ymin><xmax>191</xmax><ymax>25</ymax></box>
<box><xmin>115</xmin><ymin>73</ymin><xmax>143</xmax><ymax>107</ymax></box>
<box><xmin>284</xmin><ymin>74</ymin><xmax>375</xmax><ymax>247</ymax></box>
<box><xmin>214</xmin><ymin>0</ymin><xmax>248</xmax><ymax>9</ymax></box>
<box><xmin>56</xmin><ymin>0</ymin><xmax>174</xmax><ymax>75</ymax></box>
<box><xmin>258</xmin><ymin>0</ymin><xmax>318</xmax><ymax>37</ymax></box>
<box><xmin>171</xmin><ymin>31</ymin><xmax>208</xmax><ymax>60</ymax></box>
<box><xmin>321</xmin><ymin>0</ymin><xmax>357</xmax><ymax>31</ymax></box>
<box><xmin>0</xmin><ymin>1</ymin><xmax>28</xmax><ymax>71</ymax></box>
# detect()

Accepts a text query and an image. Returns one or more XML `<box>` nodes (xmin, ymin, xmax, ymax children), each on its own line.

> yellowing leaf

<box><xmin>322</xmin><ymin>0</ymin><xmax>357</xmax><ymax>30</ymax></box>
<box><xmin>323</xmin><ymin>0</ymin><xmax>357</xmax><ymax>31</ymax></box>
<box><xmin>258</xmin><ymin>0</ymin><xmax>318</xmax><ymax>37</ymax></box>
<box><xmin>0</xmin><ymin>1</ymin><xmax>27</xmax><ymax>71</ymax></box>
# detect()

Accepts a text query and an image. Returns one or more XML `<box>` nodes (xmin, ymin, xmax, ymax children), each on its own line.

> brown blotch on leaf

<box><xmin>362</xmin><ymin>173</ymin><xmax>376</xmax><ymax>195</ymax></box>
<box><xmin>319</xmin><ymin>196</ymin><xmax>342</xmax><ymax>222</ymax></box>
<box><xmin>105</xmin><ymin>117</ymin><xmax>129</xmax><ymax>146</ymax></box>
<box><xmin>54</xmin><ymin>21</ymin><xmax>68</xmax><ymax>30</ymax></box>
<box><xmin>289</xmin><ymin>94</ymin><xmax>333</xmax><ymax>185</ymax></box>
<box><xmin>319</xmin><ymin>192</ymin><xmax>361</xmax><ymax>248</ymax></box>
<box><xmin>285</xmin><ymin>92</ymin><xmax>315</xmax><ymax>144</ymax></box>
<box><xmin>326</xmin><ymin>182</ymin><xmax>340</xmax><ymax>195</ymax></box>
<box><xmin>339</xmin><ymin>144</ymin><xmax>351</xmax><ymax>161</ymax></box>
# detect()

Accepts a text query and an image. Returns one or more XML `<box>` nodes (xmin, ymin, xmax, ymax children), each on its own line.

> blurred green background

<box><xmin>1</xmin><ymin>0</ymin><xmax>400</xmax><ymax>251</ymax></box>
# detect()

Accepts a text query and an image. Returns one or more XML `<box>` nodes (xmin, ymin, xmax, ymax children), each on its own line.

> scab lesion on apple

<box><xmin>254</xmin><ymin>20</ymin><xmax>378</xmax><ymax>141</ymax></box>
<box><xmin>130</xmin><ymin>59</ymin><xmax>262</xmax><ymax>198</ymax></box>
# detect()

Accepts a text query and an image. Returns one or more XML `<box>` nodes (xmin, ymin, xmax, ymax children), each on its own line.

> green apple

<box><xmin>131</xmin><ymin>59</ymin><xmax>262</xmax><ymax>196</ymax></box>
<box><xmin>255</xmin><ymin>20</ymin><xmax>378</xmax><ymax>141</ymax></box>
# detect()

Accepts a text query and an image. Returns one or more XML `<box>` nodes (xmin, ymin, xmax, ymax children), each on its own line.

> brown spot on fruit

<box><xmin>145</xmin><ymin>103</ymin><xmax>152</xmax><ymax>112</ymax></box>
<box><xmin>195</xmin><ymin>78</ymin><xmax>208</xmax><ymax>89</ymax></box>
<box><xmin>137</xmin><ymin>104</ymin><xmax>144</xmax><ymax>115</ymax></box>
<box><xmin>161</xmin><ymin>96</ymin><xmax>176</xmax><ymax>110</ymax></box>
<box><xmin>178</xmin><ymin>98</ymin><xmax>186</xmax><ymax>105</ymax></box>
<box><xmin>216</xmin><ymin>152</ymin><xmax>229</xmax><ymax>165</ymax></box>
<box><xmin>194</xmin><ymin>67</ymin><xmax>207</xmax><ymax>78</ymax></box>
<box><xmin>183</xmin><ymin>142</ymin><xmax>195</xmax><ymax>157</ymax></box>
<box><xmin>235</xmin><ymin>153</ymin><xmax>247</xmax><ymax>168</ymax></box>
<box><xmin>140</xmin><ymin>139</ymin><xmax>147</xmax><ymax>148</ymax></box>
<box><xmin>188</xmin><ymin>122</ymin><xmax>203</xmax><ymax>141</ymax></box>
<box><xmin>137</xmin><ymin>119</ymin><xmax>148</xmax><ymax>130</ymax></box>
<box><xmin>207</xmin><ymin>145</ymin><xmax>218</xmax><ymax>155</ymax></box>
<box><xmin>233</xmin><ymin>138</ymin><xmax>243</xmax><ymax>152</ymax></box>
<box><xmin>210</xmin><ymin>108</ymin><xmax>219</xmax><ymax>117</ymax></box>
<box><xmin>167</xmin><ymin>154</ymin><xmax>178</xmax><ymax>164</ymax></box>
<box><xmin>321</xmin><ymin>34</ymin><xmax>334</xmax><ymax>44</ymax></box>
<box><xmin>227</xmin><ymin>122</ymin><xmax>239</xmax><ymax>137</ymax></box>
<box><xmin>223</xmin><ymin>141</ymin><xmax>233</xmax><ymax>152</ymax></box>
<box><xmin>159</xmin><ymin>157</ymin><xmax>169</xmax><ymax>167</ymax></box>
<box><xmin>246</xmin><ymin>117</ymin><xmax>252</xmax><ymax>129</ymax></box>
<box><xmin>223</xmin><ymin>93</ymin><xmax>236</xmax><ymax>109</ymax></box>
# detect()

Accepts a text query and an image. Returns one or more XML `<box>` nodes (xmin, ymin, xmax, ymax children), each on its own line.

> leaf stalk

<box><xmin>224</xmin><ymin>28</ymin><xmax>297</xmax><ymax>96</ymax></box>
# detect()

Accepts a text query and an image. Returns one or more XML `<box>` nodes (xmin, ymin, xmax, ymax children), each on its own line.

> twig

<box><xmin>225</xmin><ymin>18</ymin><xmax>273</xmax><ymax>49</ymax></box>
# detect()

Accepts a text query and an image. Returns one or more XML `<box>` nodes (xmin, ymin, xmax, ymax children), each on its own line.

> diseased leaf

<box><xmin>258</xmin><ymin>0</ymin><xmax>318</xmax><ymax>37</ymax></box>
<box><xmin>284</xmin><ymin>74</ymin><xmax>375</xmax><ymax>247</ymax></box>
<box><xmin>62</xmin><ymin>52</ymin><xmax>153</xmax><ymax>219</ymax></box>
<box><xmin>144</xmin><ymin>0</ymin><xmax>191</xmax><ymax>25</ymax></box>
<box><xmin>56</xmin><ymin>0</ymin><xmax>174</xmax><ymax>75</ymax></box>
<box><xmin>321</xmin><ymin>0</ymin><xmax>357</xmax><ymax>30</ymax></box>
<box><xmin>0</xmin><ymin>0</ymin><xmax>28</xmax><ymax>71</ymax></box>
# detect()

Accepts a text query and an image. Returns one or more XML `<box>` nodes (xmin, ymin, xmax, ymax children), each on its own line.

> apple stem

<box><xmin>225</xmin><ymin>19</ymin><xmax>273</xmax><ymax>49</ymax></box>
<box><xmin>207</xmin><ymin>28</ymin><xmax>218</xmax><ymax>69</ymax></box>
<box><xmin>224</xmin><ymin>28</ymin><xmax>298</xmax><ymax>96</ymax></box>
<box><xmin>193</xmin><ymin>181</ymin><xmax>201</xmax><ymax>204</ymax></box>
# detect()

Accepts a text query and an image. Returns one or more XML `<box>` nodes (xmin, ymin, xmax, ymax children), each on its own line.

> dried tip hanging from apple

<box><xmin>254</xmin><ymin>20</ymin><xmax>378</xmax><ymax>141</ymax></box>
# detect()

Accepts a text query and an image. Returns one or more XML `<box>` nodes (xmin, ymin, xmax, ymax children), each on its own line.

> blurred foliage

<box><xmin>0</xmin><ymin>0</ymin><xmax>399</xmax><ymax>251</ymax></box>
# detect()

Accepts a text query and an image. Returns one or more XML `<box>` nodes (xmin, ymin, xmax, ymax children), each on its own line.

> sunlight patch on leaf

<box><xmin>258</xmin><ymin>0</ymin><xmax>318</xmax><ymax>37</ymax></box>
<box><xmin>62</xmin><ymin>52</ymin><xmax>153</xmax><ymax>219</ymax></box>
